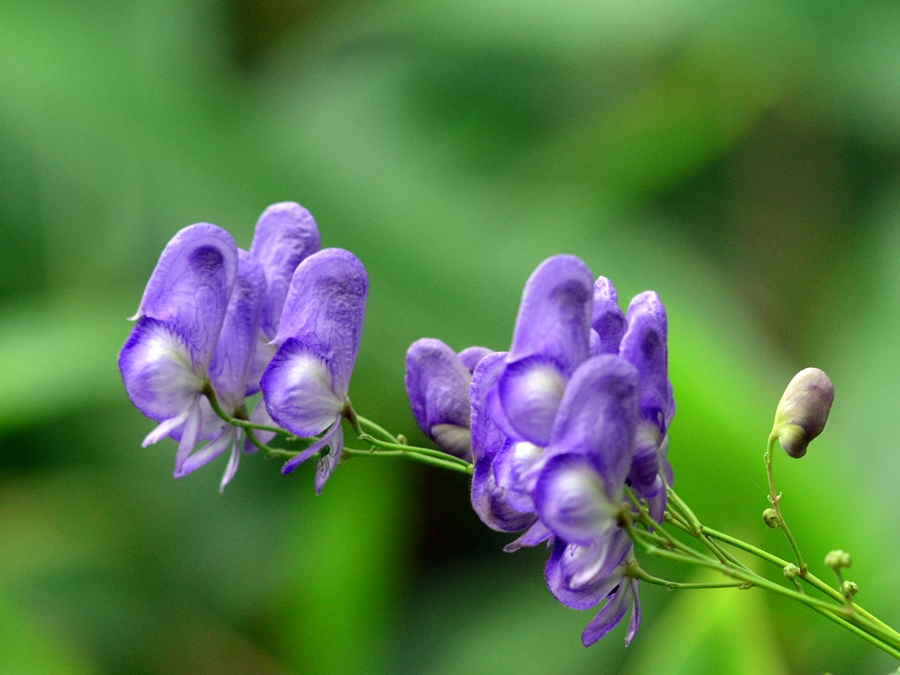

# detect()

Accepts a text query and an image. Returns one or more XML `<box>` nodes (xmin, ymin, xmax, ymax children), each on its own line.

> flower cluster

<box><xmin>119</xmin><ymin>203</ymin><xmax>367</xmax><ymax>492</ymax></box>
<box><xmin>405</xmin><ymin>255</ymin><xmax>674</xmax><ymax>646</ymax></box>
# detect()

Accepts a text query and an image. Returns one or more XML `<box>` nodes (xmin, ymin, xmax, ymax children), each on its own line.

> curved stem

<box><xmin>202</xmin><ymin>384</ymin><xmax>290</xmax><ymax>435</ymax></box>
<box><xmin>342</xmin><ymin>447</ymin><xmax>473</xmax><ymax>475</ymax></box>
<box><xmin>358</xmin><ymin>434</ymin><xmax>472</xmax><ymax>467</ymax></box>
<box><xmin>356</xmin><ymin>415</ymin><xmax>400</xmax><ymax>443</ymax></box>
<box><xmin>766</xmin><ymin>432</ymin><xmax>806</xmax><ymax>572</ymax></box>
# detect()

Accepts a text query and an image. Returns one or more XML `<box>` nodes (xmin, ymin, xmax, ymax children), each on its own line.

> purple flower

<box><xmin>260</xmin><ymin>248</ymin><xmax>367</xmax><ymax>493</ymax></box>
<box><xmin>119</xmin><ymin>223</ymin><xmax>238</xmax><ymax>479</ymax></box>
<box><xmin>404</xmin><ymin>339</ymin><xmax>491</xmax><ymax>461</ymax></box>
<box><xmin>176</xmin><ymin>249</ymin><xmax>267</xmax><ymax>490</ymax></box>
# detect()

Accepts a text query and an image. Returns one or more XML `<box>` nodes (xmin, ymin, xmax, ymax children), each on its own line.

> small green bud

<box><xmin>825</xmin><ymin>550</ymin><xmax>852</xmax><ymax>570</ymax></box>
<box><xmin>841</xmin><ymin>580</ymin><xmax>858</xmax><ymax>598</ymax></box>
<box><xmin>762</xmin><ymin>508</ymin><xmax>780</xmax><ymax>528</ymax></box>
<box><xmin>773</xmin><ymin>368</ymin><xmax>834</xmax><ymax>458</ymax></box>
<box><xmin>783</xmin><ymin>563</ymin><xmax>801</xmax><ymax>580</ymax></box>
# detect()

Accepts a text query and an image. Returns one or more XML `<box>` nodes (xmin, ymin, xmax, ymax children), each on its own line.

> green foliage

<box><xmin>2</xmin><ymin>0</ymin><xmax>900</xmax><ymax>673</ymax></box>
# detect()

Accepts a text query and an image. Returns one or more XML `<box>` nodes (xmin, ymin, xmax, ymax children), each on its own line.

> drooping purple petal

<box><xmin>592</xmin><ymin>277</ymin><xmax>626</xmax><ymax>355</ymax></box>
<box><xmin>533</xmin><ymin>453</ymin><xmax>617</xmax><ymax>546</ymax></box>
<box><xmin>176</xmin><ymin>426</ymin><xmax>233</xmax><ymax>478</ymax></box>
<box><xmin>469</xmin><ymin>352</ymin><xmax>509</xmax><ymax>464</ymax></box>
<box><xmin>581</xmin><ymin>580</ymin><xmax>632</xmax><ymax>647</ymax></box>
<box><xmin>249</xmin><ymin>202</ymin><xmax>321</xmax><ymax>339</ymax></box>
<box><xmin>273</xmin><ymin>248</ymin><xmax>367</xmax><ymax>399</ymax></box>
<box><xmin>507</xmin><ymin>255</ymin><xmax>593</xmax><ymax>377</ymax></box>
<box><xmin>497</xmin><ymin>355</ymin><xmax>567</xmax><ymax>446</ymax></box>
<box><xmin>625</xmin><ymin>580</ymin><xmax>641</xmax><ymax>646</ymax></box>
<box><xmin>281</xmin><ymin>417</ymin><xmax>342</xmax><ymax>475</ymax></box>
<box><xmin>458</xmin><ymin>346</ymin><xmax>492</xmax><ymax>373</ymax></box>
<box><xmin>220</xmin><ymin>433</ymin><xmax>243</xmax><ymax>492</ymax></box>
<box><xmin>405</xmin><ymin>338</ymin><xmax>472</xmax><ymax>458</ymax></box>
<box><xmin>119</xmin><ymin>317</ymin><xmax>204</xmax><ymax>422</ymax></box>
<box><xmin>261</xmin><ymin>338</ymin><xmax>344</xmax><ymax>437</ymax></box>
<box><xmin>503</xmin><ymin>519</ymin><xmax>551</xmax><ymax>552</ymax></box>
<box><xmin>545</xmin><ymin>539</ymin><xmax>626</xmax><ymax>610</ymax></box>
<box><xmin>545</xmin><ymin>355</ymin><xmax>640</xmax><ymax>499</ymax></box>
<box><xmin>132</xmin><ymin>223</ymin><xmax>237</xmax><ymax>368</ymax></box>
<box><xmin>209</xmin><ymin>249</ymin><xmax>267</xmax><ymax>411</ymax></box>
<box><xmin>174</xmin><ymin>400</ymin><xmax>203</xmax><ymax>474</ymax></box>
<box><xmin>314</xmin><ymin>424</ymin><xmax>344</xmax><ymax>494</ymax></box>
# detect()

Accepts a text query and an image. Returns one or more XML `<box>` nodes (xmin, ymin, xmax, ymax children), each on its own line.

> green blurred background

<box><xmin>2</xmin><ymin>1</ymin><xmax>900</xmax><ymax>673</ymax></box>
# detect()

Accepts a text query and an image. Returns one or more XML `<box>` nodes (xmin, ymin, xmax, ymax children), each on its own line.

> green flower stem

<box><xmin>629</xmin><ymin>566</ymin><xmax>750</xmax><ymax>591</ymax></box>
<box><xmin>355</xmin><ymin>415</ymin><xmax>400</xmax><ymax>443</ymax></box>
<box><xmin>810</xmin><ymin>608</ymin><xmax>900</xmax><ymax>662</ymax></box>
<box><xmin>357</xmin><ymin>434</ymin><xmax>472</xmax><ymax>467</ymax></box>
<box><xmin>699</xmin><ymin>523</ymin><xmax>900</xmax><ymax>644</ymax></box>
<box><xmin>766</xmin><ymin>432</ymin><xmax>806</xmax><ymax>572</ymax></box>
<box><xmin>203</xmin><ymin>384</ymin><xmax>287</xmax><ymax>435</ymax></box>
<box><xmin>623</xmin><ymin>489</ymin><xmax>710</xmax><ymax>562</ymax></box>
<box><xmin>243</xmin><ymin>427</ymin><xmax>301</xmax><ymax>459</ymax></box>
<box><xmin>342</xmin><ymin>447</ymin><xmax>473</xmax><ymax>475</ymax></box>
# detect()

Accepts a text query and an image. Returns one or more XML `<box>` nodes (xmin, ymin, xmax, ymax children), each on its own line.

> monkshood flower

<box><xmin>118</xmin><ymin>223</ymin><xmax>237</xmax><ymax>476</ymax></box>
<box><xmin>404</xmin><ymin>339</ymin><xmax>491</xmax><ymax>461</ymax></box>
<box><xmin>260</xmin><ymin>248</ymin><xmax>367</xmax><ymax>493</ymax></box>
<box><xmin>176</xmin><ymin>249</ymin><xmax>266</xmax><ymax>490</ymax></box>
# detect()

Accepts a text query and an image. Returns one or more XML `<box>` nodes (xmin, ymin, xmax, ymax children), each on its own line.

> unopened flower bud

<box><xmin>783</xmin><ymin>563</ymin><xmax>801</xmax><ymax>580</ymax></box>
<box><xmin>825</xmin><ymin>550</ymin><xmax>852</xmax><ymax>570</ymax></box>
<box><xmin>841</xmin><ymin>580</ymin><xmax>858</xmax><ymax>598</ymax></box>
<box><xmin>762</xmin><ymin>508</ymin><xmax>780</xmax><ymax>528</ymax></box>
<box><xmin>773</xmin><ymin>368</ymin><xmax>834</xmax><ymax>458</ymax></box>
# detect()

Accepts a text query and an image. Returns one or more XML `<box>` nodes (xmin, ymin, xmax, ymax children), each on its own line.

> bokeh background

<box><xmin>2</xmin><ymin>1</ymin><xmax>900</xmax><ymax>673</ymax></box>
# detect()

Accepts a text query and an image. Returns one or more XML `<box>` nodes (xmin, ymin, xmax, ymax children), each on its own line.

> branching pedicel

<box><xmin>119</xmin><ymin>202</ymin><xmax>900</xmax><ymax>665</ymax></box>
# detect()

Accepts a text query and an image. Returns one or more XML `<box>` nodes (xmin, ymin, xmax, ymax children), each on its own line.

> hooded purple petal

<box><xmin>273</xmin><ymin>248</ymin><xmax>367</xmax><ymax>399</ymax></box>
<box><xmin>533</xmin><ymin>454</ymin><xmax>617</xmax><ymax>546</ymax></box>
<box><xmin>132</xmin><ymin>223</ymin><xmax>237</xmax><ymax>368</ymax></box>
<box><xmin>469</xmin><ymin>352</ymin><xmax>509</xmax><ymax>464</ymax></box>
<box><xmin>592</xmin><ymin>277</ymin><xmax>626</xmax><ymax>355</ymax></box>
<box><xmin>250</xmin><ymin>202</ymin><xmax>321</xmax><ymax>339</ymax></box>
<box><xmin>261</xmin><ymin>338</ymin><xmax>345</xmax><ymax>437</ymax></box>
<box><xmin>209</xmin><ymin>249</ymin><xmax>267</xmax><ymax>411</ymax></box>
<box><xmin>508</xmin><ymin>255</ymin><xmax>593</xmax><ymax>376</ymax></box>
<box><xmin>405</xmin><ymin>338</ymin><xmax>472</xmax><ymax>459</ymax></box>
<box><xmin>545</xmin><ymin>355</ymin><xmax>640</xmax><ymax>499</ymax></box>
<box><xmin>581</xmin><ymin>580</ymin><xmax>633</xmax><ymax>647</ymax></box>
<box><xmin>458</xmin><ymin>346</ymin><xmax>492</xmax><ymax>373</ymax></box>
<box><xmin>493</xmin><ymin>439</ymin><xmax>544</xmax><ymax>513</ymax></box>
<box><xmin>619</xmin><ymin>296</ymin><xmax>669</xmax><ymax>433</ymax></box>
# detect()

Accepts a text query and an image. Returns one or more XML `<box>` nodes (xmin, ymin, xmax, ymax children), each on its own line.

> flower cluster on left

<box><xmin>119</xmin><ymin>203</ymin><xmax>366</xmax><ymax>492</ymax></box>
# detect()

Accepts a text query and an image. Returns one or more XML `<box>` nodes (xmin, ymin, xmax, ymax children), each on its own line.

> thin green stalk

<box><xmin>342</xmin><ymin>447</ymin><xmax>473</xmax><ymax>475</ymax></box>
<box><xmin>358</xmin><ymin>434</ymin><xmax>472</xmax><ymax>467</ymax></box>
<box><xmin>632</xmin><ymin>569</ymin><xmax>750</xmax><ymax>591</ymax></box>
<box><xmin>356</xmin><ymin>415</ymin><xmax>400</xmax><ymax>443</ymax></box>
<box><xmin>203</xmin><ymin>384</ymin><xmax>286</xmax><ymax>435</ymax></box>
<box><xmin>765</xmin><ymin>432</ymin><xmax>806</xmax><ymax>572</ymax></box>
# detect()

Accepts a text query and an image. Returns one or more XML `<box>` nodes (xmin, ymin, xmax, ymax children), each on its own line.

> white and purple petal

<box><xmin>545</xmin><ymin>355</ymin><xmax>640</xmax><ymax>498</ymax></box>
<box><xmin>249</xmin><ymin>202</ymin><xmax>321</xmax><ymax>339</ymax></box>
<box><xmin>405</xmin><ymin>338</ymin><xmax>472</xmax><ymax>459</ymax></box>
<box><xmin>533</xmin><ymin>453</ymin><xmax>617</xmax><ymax>546</ymax></box>
<box><xmin>545</xmin><ymin>537</ymin><xmax>629</xmax><ymax>610</ymax></box>
<box><xmin>497</xmin><ymin>355</ymin><xmax>567</xmax><ymax>446</ymax></box>
<box><xmin>261</xmin><ymin>338</ymin><xmax>344</xmax><ymax>437</ymax></box>
<box><xmin>119</xmin><ymin>317</ymin><xmax>204</xmax><ymax>422</ymax></box>
<box><xmin>273</xmin><ymin>248</ymin><xmax>368</xmax><ymax>399</ymax></box>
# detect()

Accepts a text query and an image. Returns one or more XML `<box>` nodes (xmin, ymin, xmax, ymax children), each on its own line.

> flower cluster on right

<box><xmin>405</xmin><ymin>255</ymin><xmax>674</xmax><ymax>646</ymax></box>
